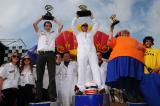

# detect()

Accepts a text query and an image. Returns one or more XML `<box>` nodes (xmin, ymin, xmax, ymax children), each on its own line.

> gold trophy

<box><xmin>110</xmin><ymin>14</ymin><xmax>120</xmax><ymax>27</ymax></box>
<box><xmin>76</xmin><ymin>5</ymin><xmax>92</xmax><ymax>17</ymax></box>
<box><xmin>42</xmin><ymin>5</ymin><xmax>54</xmax><ymax>20</ymax></box>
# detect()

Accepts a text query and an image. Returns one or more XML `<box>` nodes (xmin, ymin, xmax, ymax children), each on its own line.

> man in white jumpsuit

<box><xmin>58</xmin><ymin>52</ymin><xmax>78</xmax><ymax>106</ymax></box>
<box><xmin>72</xmin><ymin>15</ymin><xmax>104</xmax><ymax>94</ymax></box>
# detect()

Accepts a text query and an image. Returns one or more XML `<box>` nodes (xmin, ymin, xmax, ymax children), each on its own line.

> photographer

<box><xmin>33</xmin><ymin>15</ymin><xmax>63</xmax><ymax>102</ymax></box>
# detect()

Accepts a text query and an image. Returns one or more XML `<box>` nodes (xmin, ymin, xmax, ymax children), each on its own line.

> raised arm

<box><xmin>53</xmin><ymin>18</ymin><xmax>63</xmax><ymax>34</ymax></box>
<box><xmin>107</xmin><ymin>24</ymin><xmax>115</xmax><ymax>48</ymax></box>
<box><xmin>108</xmin><ymin>24</ymin><xmax>114</xmax><ymax>41</ymax></box>
<box><xmin>71</xmin><ymin>16</ymin><xmax>79</xmax><ymax>35</ymax></box>
<box><xmin>90</xmin><ymin>14</ymin><xmax>99</xmax><ymax>35</ymax></box>
<box><xmin>33</xmin><ymin>17</ymin><xmax>43</xmax><ymax>33</ymax></box>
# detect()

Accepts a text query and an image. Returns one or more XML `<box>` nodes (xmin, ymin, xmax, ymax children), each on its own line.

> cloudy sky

<box><xmin>0</xmin><ymin>0</ymin><xmax>160</xmax><ymax>48</ymax></box>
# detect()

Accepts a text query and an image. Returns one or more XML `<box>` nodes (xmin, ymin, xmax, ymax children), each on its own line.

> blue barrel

<box><xmin>73</xmin><ymin>94</ymin><xmax>110</xmax><ymax>106</ymax></box>
<box><xmin>29</xmin><ymin>102</ymin><xmax>50</xmax><ymax>106</ymax></box>
<box><xmin>127</xmin><ymin>102</ymin><xmax>148</xmax><ymax>106</ymax></box>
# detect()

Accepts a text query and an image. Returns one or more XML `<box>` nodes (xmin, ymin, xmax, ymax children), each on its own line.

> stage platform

<box><xmin>29</xmin><ymin>96</ymin><xmax>148</xmax><ymax>106</ymax></box>
<box><xmin>110</xmin><ymin>102</ymin><xmax>148</xmax><ymax>106</ymax></box>
<box><xmin>73</xmin><ymin>94</ymin><xmax>110</xmax><ymax>106</ymax></box>
<box><xmin>29</xmin><ymin>101</ymin><xmax>60</xmax><ymax>106</ymax></box>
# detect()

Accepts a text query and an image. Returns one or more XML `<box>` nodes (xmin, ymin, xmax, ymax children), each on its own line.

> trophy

<box><xmin>110</xmin><ymin>14</ymin><xmax>120</xmax><ymax>27</ymax></box>
<box><xmin>42</xmin><ymin>5</ymin><xmax>54</xmax><ymax>20</ymax></box>
<box><xmin>76</xmin><ymin>5</ymin><xmax>92</xmax><ymax>17</ymax></box>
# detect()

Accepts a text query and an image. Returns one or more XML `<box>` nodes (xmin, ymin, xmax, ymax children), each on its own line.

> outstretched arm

<box><xmin>33</xmin><ymin>17</ymin><xmax>43</xmax><ymax>33</ymax></box>
<box><xmin>53</xmin><ymin>18</ymin><xmax>63</xmax><ymax>34</ymax></box>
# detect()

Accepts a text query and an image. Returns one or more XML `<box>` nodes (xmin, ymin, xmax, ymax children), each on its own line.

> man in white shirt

<box><xmin>85</xmin><ymin>52</ymin><xmax>108</xmax><ymax>92</ymax></box>
<box><xmin>72</xmin><ymin>14</ymin><xmax>105</xmax><ymax>94</ymax></box>
<box><xmin>33</xmin><ymin>17</ymin><xmax>63</xmax><ymax>102</ymax></box>
<box><xmin>97</xmin><ymin>51</ymin><xmax>108</xmax><ymax>91</ymax></box>
<box><xmin>58</xmin><ymin>52</ymin><xmax>78</xmax><ymax>106</ymax></box>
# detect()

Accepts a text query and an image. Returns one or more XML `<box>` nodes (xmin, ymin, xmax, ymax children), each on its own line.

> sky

<box><xmin>0</xmin><ymin>0</ymin><xmax>160</xmax><ymax>49</ymax></box>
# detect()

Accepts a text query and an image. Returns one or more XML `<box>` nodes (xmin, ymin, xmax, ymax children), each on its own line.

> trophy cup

<box><xmin>42</xmin><ymin>5</ymin><xmax>54</xmax><ymax>20</ymax></box>
<box><xmin>110</xmin><ymin>14</ymin><xmax>120</xmax><ymax>27</ymax></box>
<box><xmin>76</xmin><ymin>5</ymin><xmax>92</xmax><ymax>17</ymax></box>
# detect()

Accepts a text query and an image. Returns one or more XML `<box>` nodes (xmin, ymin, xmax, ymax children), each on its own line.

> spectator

<box><xmin>86</xmin><ymin>51</ymin><xmax>109</xmax><ymax>92</ymax></box>
<box><xmin>0</xmin><ymin>52</ymin><xmax>20</xmax><ymax>106</ymax></box>
<box><xmin>56</xmin><ymin>53</ymin><xmax>62</xmax><ymax>65</ymax></box>
<box><xmin>18</xmin><ymin>55</ymin><xmax>36</xmax><ymax>106</ymax></box>
<box><xmin>97</xmin><ymin>51</ymin><xmax>108</xmax><ymax>91</ymax></box>
<box><xmin>58</xmin><ymin>52</ymin><xmax>78</xmax><ymax>106</ymax></box>
<box><xmin>140</xmin><ymin>36</ymin><xmax>160</xmax><ymax>106</ymax></box>
<box><xmin>143</xmin><ymin>36</ymin><xmax>160</xmax><ymax>74</ymax></box>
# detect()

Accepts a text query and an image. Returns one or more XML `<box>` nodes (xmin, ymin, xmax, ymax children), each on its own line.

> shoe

<box><xmin>99</xmin><ymin>88</ymin><xmax>106</xmax><ymax>94</ymax></box>
<box><xmin>74</xmin><ymin>85</ymin><xmax>83</xmax><ymax>95</ymax></box>
<box><xmin>50</xmin><ymin>98</ymin><xmax>57</xmax><ymax>102</ymax></box>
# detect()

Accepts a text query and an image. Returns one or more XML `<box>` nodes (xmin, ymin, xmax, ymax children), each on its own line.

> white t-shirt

<box><xmin>37</xmin><ymin>30</ymin><xmax>58</xmax><ymax>51</ymax></box>
<box><xmin>19</xmin><ymin>66</ymin><xmax>36</xmax><ymax>86</ymax></box>
<box><xmin>0</xmin><ymin>63</ymin><xmax>20</xmax><ymax>90</ymax></box>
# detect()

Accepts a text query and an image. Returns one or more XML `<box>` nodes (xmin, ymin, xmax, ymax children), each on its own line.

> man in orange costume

<box><xmin>106</xmin><ymin>27</ymin><xmax>145</xmax><ymax>102</ymax></box>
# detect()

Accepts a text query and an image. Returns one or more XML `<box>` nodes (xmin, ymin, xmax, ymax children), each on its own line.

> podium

<box><xmin>29</xmin><ymin>101</ymin><xmax>60</xmax><ymax>106</ymax></box>
<box><xmin>73</xmin><ymin>94</ymin><xmax>110</xmax><ymax>106</ymax></box>
<box><xmin>127</xmin><ymin>102</ymin><xmax>148</xmax><ymax>106</ymax></box>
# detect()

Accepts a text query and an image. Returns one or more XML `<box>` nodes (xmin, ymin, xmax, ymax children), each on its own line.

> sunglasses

<box><xmin>24</xmin><ymin>58</ymin><xmax>30</xmax><ymax>61</ymax></box>
<box><xmin>82</xmin><ymin>25</ymin><xmax>88</xmax><ymax>27</ymax></box>
<box><xmin>12</xmin><ymin>55</ymin><xmax>18</xmax><ymax>58</ymax></box>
